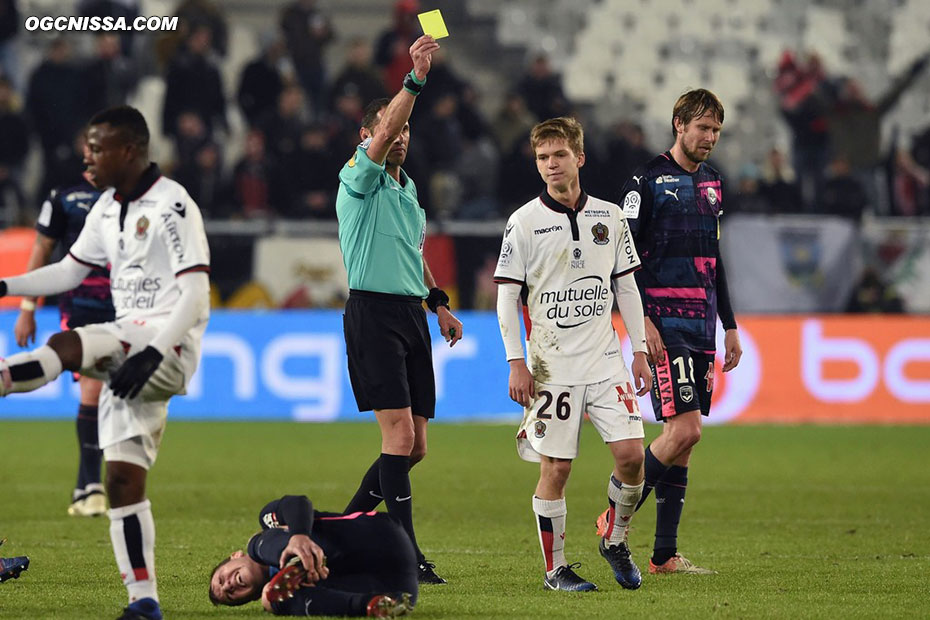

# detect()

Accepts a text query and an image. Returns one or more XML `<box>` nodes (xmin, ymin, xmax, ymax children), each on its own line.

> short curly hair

<box><xmin>88</xmin><ymin>105</ymin><xmax>150</xmax><ymax>147</ymax></box>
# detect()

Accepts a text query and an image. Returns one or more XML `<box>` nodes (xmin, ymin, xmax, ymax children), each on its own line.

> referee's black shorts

<box><xmin>343</xmin><ymin>289</ymin><xmax>435</xmax><ymax>418</ymax></box>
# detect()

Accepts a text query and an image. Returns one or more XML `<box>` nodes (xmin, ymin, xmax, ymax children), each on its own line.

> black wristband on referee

<box><xmin>0</xmin><ymin>280</ymin><xmax>6</xmax><ymax>297</ymax></box>
<box><xmin>426</xmin><ymin>287</ymin><xmax>450</xmax><ymax>313</ymax></box>
<box><xmin>403</xmin><ymin>70</ymin><xmax>425</xmax><ymax>95</ymax></box>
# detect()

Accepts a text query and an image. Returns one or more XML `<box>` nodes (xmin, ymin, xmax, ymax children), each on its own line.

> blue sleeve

<box><xmin>338</xmin><ymin>142</ymin><xmax>384</xmax><ymax>197</ymax></box>
<box><xmin>35</xmin><ymin>190</ymin><xmax>66</xmax><ymax>241</ymax></box>
<box><xmin>247</xmin><ymin>529</ymin><xmax>290</xmax><ymax>567</ymax></box>
<box><xmin>716</xmin><ymin>245</ymin><xmax>737</xmax><ymax>330</ymax></box>
<box><xmin>618</xmin><ymin>169</ymin><xmax>653</xmax><ymax>242</ymax></box>
<box><xmin>257</xmin><ymin>496</ymin><xmax>315</xmax><ymax>535</ymax></box>
<box><xmin>277</xmin><ymin>495</ymin><xmax>315</xmax><ymax>537</ymax></box>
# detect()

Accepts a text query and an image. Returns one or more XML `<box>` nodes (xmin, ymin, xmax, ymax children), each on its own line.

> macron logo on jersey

<box><xmin>534</xmin><ymin>225</ymin><xmax>563</xmax><ymax>235</ymax></box>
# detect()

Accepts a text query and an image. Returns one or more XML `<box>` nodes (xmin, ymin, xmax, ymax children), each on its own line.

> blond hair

<box><xmin>530</xmin><ymin>117</ymin><xmax>584</xmax><ymax>156</ymax></box>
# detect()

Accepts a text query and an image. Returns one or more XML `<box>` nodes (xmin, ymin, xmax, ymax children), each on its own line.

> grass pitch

<box><xmin>0</xmin><ymin>421</ymin><xmax>928</xmax><ymax>619</ymax></box>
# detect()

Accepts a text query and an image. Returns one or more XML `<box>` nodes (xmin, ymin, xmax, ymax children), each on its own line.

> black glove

<box><xmin>0</xmin><ymin>281</ymin><xmax>7</xmax><ymax>297</ymax></box>
<box><xmin>110</xmin><ymin>346</ymin><xmax>164</xmax><ymax>399</ymax></box>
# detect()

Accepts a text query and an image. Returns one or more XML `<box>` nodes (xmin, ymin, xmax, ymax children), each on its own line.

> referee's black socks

<box><xmin>379</xmin><ymin>453</ymin><xmax>423</xmax><ymax>561</ymax></box>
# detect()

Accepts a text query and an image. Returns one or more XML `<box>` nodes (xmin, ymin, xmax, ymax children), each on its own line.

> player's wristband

<box><xmin>426</xmin><ymin>287</ymin><xmax>450</xmax><ymax>313</ymax></box>
<box><xmin>20</xmin><ymin>299</ymin><xmax>36</xmax><ymax>312</ymax></box>
<box><xmin>403</xmin><ymin>70</ymin><xmax>426</xmax><ymax>95</ymax></box>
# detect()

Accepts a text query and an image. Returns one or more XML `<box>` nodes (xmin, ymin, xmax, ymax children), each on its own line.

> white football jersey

<box><xmin>69</xmin><ymin>166</ymin><xmax>211</xmax><ymax>332</ymax></box>
<box><xmin>494</xmin><ymin>191</ymin><xmax>641</xmax><ymax>385</ymax></box>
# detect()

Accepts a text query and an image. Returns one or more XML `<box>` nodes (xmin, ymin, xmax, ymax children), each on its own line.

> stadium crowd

<box><xmin>1</xmin><ymin>0</ymin><xmax>928</xmax><ymax>228</ymax></box>
<box><xmin>0</xmin><ymin>0</ymin><xmax>927</xmax><ymax>314</ymax></box>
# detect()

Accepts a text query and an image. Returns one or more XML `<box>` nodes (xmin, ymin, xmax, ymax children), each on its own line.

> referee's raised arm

<box><xmin>334</xmin><ymin>32</ymin><xmax>452</xmax><ymax>586</ymax></box>
<box><xmin>365</xmin><ymin>35</ymin><xmax>440</xmax><ymax>166</ymax></box>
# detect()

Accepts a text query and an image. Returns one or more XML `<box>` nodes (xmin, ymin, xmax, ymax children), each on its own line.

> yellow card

<box><xmin>418</xmin><ymin>9</ymin><xmax>449</xmax><ymax>39</ymax></box>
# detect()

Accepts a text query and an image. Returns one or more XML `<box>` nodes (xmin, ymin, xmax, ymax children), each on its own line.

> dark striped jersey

<box><xmin>618</xmin><ymin>151</ymin><xmax>725</xmax><ymax>354</ymax></box>
<box><xmin>36</xmin><ymin>179</ymin><xmax>113</xmax><ymax>316</ymax></box>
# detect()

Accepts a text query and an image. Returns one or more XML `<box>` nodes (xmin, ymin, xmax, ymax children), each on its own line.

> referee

<box><xmin>336</xmin><ymin>34</ymin><xmax>463</xmax><ymax>585</ymax></box>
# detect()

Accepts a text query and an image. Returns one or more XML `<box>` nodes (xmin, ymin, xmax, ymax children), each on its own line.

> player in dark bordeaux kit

<box><xmin>14</xmin><ymin>159</ymin><xmax>115</xmax><ymax>518</ymax></box>
<box><xmin>599</xmin><ymin>89</ymin><xmax>742</xmax><ymax>574</ymax></box>
<box><xmin>209</xmin><ymin>494</ymin><xmax>417</xmax><ymax>617</ymax></box>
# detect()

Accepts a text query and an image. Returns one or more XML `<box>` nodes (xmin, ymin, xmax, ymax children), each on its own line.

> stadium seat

<box><xmin>127</xmin><ymin>77</ymin><xmax>172</xmax><ymax>163</ymax></box>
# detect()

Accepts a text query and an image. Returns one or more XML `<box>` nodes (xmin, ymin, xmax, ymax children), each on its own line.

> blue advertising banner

<box><xmin>0</xmin><ymin>309</ymin><xmax>522</xmax><ymax>422</ymax></box>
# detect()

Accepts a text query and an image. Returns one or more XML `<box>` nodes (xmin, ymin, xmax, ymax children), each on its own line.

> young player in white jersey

<box><xmin>0</xmin><ymin>106</ymin><xmax>210</xmax><ymax>620</ymax></box>
<box><xmin>494</xmin><ymin>117</ymin><xmax>652</xmax><ymax>592</ymax></box>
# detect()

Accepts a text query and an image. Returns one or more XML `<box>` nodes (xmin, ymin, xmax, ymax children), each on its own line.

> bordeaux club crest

<box><xmin>135</xmin><ymin>215</ymin><xmax>150</xmax><ymax>240</ymax></box>
<box><xmin>591</xmin><ymin>222</ymin><xmax>609</xmax><ymax>245</ymax></box>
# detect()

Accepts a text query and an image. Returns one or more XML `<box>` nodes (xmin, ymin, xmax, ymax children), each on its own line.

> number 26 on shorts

<box><xmin>536</xmin><ymin>390</ymin><xmax>571</xmax><ymax>420</ymax></box>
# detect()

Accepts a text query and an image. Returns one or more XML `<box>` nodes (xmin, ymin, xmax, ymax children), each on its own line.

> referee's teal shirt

<box><xmin>336</xmin><ymin>141</ymin><xmax>428</xmax><ymax>297</ymax></box>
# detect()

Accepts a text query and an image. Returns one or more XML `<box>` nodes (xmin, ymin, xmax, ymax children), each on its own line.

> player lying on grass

<box><xmin>209</xmin><ymin>494</ymin><xmax>417</xmax><ymax>617</ymax></box>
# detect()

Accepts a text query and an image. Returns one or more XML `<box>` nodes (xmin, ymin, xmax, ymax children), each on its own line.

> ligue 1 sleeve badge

<box><xmin>135</xmin><ymin>215</ymin><xmax>150</xmax><ymax>240</ymax></box>
<box><xmin>591</xmin><ymin>222</ymin><xmax>609</xmax><ymax>245</ymax></box>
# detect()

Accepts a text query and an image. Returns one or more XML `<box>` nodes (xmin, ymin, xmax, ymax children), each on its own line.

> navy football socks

<box><xmin>635</xmin><ymin>445</ymin><xmax>669</xmax><ymax>511</ymax></box>
<box><xmin>75</xmin><ymin>404</ymin><xmax>102</xmax><ymax>496</ymax></box>
<box><xmin>344</xmin><ymin>457</ymin><xmax>383</xmax><ymax>513</ymax></box>
<box><xmin>653</xmin><ymin>465</ymin><xmax>688</xmax><ymax>565</ymax></box>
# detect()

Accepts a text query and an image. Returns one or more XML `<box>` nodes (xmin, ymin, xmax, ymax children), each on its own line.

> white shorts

<box><xmin>516</xmin><ymin>367</ymin><xmax>645</xmax><ymax>462</ymax></box>
<box><xmin>74</xmin><ymin>318</ymin><xmax>197</xmax><ymax>460</ymax></box>
<box><xmin>102</xmin><ymin>430</ymin><xmax>165</xmax><ymax>470</ymax></box>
